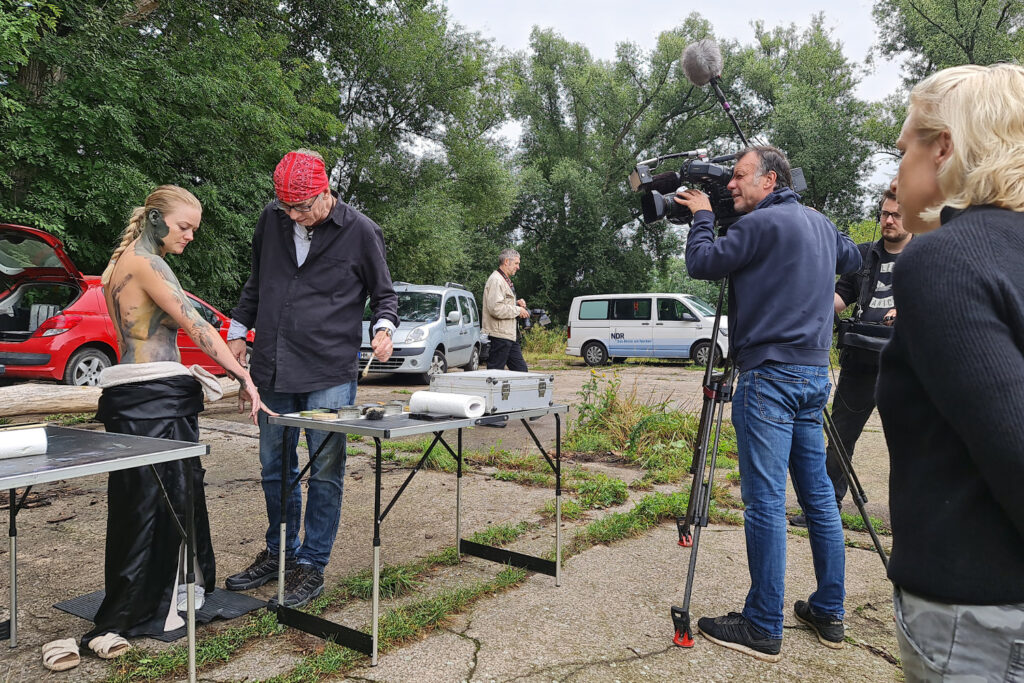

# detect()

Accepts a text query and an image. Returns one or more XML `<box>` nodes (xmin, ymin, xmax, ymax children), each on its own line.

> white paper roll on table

<box><xmin>0</xmin><ymin>426</ymin><xmax>47</xmax><ymax>460</ymax></box>
<box><xmin>408</xmin><ymin>391</ymin><xmax>486</xmax><ymax>418</ymax></box>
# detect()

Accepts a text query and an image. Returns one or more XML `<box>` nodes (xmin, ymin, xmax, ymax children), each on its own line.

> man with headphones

<box><xmin>790</xmin><ymin>184</ymin><xmax>910</xmax><ymax>526</ymax></box>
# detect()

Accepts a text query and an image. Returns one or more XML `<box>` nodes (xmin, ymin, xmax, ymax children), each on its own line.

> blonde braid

<box><xmin>101</xmin><ymin>207</ymin><xmax>146</xmax><ymax>286</ymax></box>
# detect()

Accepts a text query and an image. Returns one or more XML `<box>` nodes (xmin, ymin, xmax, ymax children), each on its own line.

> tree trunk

<box><xmin>0</xmin><ymin>378</ymin><xmax>241</xmax><ymax>418</ymax></box>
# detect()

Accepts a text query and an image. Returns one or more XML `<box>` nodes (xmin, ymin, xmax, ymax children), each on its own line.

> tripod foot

<box><xmin>676</xmin><ymin>518</ymin><xmax>693</xmax><ymax>547</ymax></box>
<box><xmin>671</xmin><ymin>606</ymin><xmax>694</xmax><ymax>647</ymax></box>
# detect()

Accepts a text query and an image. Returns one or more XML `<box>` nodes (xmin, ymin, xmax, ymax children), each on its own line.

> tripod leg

<box><xmin>823</xmin><ymin>409</ymin><xmax>889</xmax><ymax>569</ymax></box>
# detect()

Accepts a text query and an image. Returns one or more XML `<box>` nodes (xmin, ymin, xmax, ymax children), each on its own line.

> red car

<box><xmin>0</xmin><ymin>223</ymin><xmax>253</xmax><ymax>385</ymax></box>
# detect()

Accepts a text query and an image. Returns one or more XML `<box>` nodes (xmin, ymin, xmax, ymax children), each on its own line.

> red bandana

<box><xmin>273</xmin><ymin>152</ymin><xmax>329</xmax><ymax>203</ymax></box>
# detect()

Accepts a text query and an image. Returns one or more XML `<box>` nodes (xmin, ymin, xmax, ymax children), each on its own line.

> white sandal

<box><xmin>42</xmin><ymin>638</ymin><xmax>80</xmax><ymax>672</ymax></box>
<box><xmin>88</xmin><ymin>632</ymin><xmax>131</xmax><ymax>659</ymax></box>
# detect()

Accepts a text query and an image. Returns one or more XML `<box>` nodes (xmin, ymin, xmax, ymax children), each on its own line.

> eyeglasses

<box><xmin>276</xmin><ymin>194</ymin><xmax>321</xmax><ymax>214</ymax></box>
<box><xmin>880</xmin><ymin>210</ymin><xmax>902</xmax><ymax>222</ymax></box>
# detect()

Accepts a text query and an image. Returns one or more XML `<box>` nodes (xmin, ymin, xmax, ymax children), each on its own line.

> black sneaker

<box><xmin>794</xmin><ymin>600</ymin><xmax>845</xmax><ymax>649</ymax></box>
<box><xmin>697</xmin><ymin>612</ymin><xmax>782</xmax><ymax>662</ymax></box>
<box><xmin>788</xmin><ymin>512</ymin><xmax>808</xmax><ymax>528</ymax></box>
<box><xmin>224</xmin><ymin>549</ymin><xmax>295</xmax><ymax>591</ymax></box>
<box><xmin>268</xmin><ymin>563</ymin><xmax>324</xmax><ymax>609</ymax></box>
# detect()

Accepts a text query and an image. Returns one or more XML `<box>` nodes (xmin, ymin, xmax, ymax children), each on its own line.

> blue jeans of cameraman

<box><xmin>257</xmin><ymin>381</ymin><xmax>357</xmax><ymax>570</ymax></box>
<box><xmin>732</xmin><ymin>362</ymin><xmax>846</xmax><ymax>639</ymax></box>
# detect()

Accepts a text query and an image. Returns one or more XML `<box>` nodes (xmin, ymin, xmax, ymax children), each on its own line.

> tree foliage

<box><xmin>506</xmin><ymin>17</ymin><xmax>745</xmax><ymax>319</ymax></box>
<box><xmin>732</xmin><ymin>16</ymin><xmax>875</xmax><ymax>224</ymax></box>
<box><xmin>873</xmin><ymin>0</ymin><xmax>1024</xmax><ymax>84</ymax></box>
<box><xmin>0</xmin><ymin>0</ymin><xmax>513</xmax><ymax>309</ymax></box>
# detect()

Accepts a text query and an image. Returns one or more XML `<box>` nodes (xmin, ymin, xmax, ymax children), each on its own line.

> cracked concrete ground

<box><xmin>1</xmin><ymin>362</ymin><xmax>900</xmax><ymax>681</ymax></box>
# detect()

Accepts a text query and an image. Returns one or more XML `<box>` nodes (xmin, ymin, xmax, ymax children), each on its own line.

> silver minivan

<box><xmin>565</xmin><ymin>293</ymin><xmax>728</xmax><ymax>366</ymax></box>
<box><xmin>360</xmin><ymin>282</ymin><xmax>482</xmax><ymax>384</ymax></box>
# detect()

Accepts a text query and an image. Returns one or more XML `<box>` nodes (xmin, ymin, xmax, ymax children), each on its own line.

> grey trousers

<box><xmin>893</xmin><ymin>587</ymin><xmax>1024</xmax><ymax>682</ymax></box>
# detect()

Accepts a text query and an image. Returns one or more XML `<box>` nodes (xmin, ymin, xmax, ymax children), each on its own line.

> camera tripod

<box><xmin>669</xmin><ymin>278</ymin><xmax>889</xmax><ymax>648</ymax></box>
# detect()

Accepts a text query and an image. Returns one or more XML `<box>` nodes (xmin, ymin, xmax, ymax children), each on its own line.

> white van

<box><xmin>565</xmin><ymin>293</ymin><xmax>728</xmax><ymax>366</ymax></box>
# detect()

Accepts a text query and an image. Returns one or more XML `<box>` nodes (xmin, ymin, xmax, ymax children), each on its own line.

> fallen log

<box><xmin>0</xmin><ymin>378</ymin><xmax>241</xmax><ymax>418</ymax></box>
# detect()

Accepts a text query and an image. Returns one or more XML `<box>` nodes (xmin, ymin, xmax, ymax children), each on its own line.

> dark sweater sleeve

<box><xmin>685</xmin><ymin>209</ymin><xmax>760</xmax><ymax>280</ymax></box>
<box><xmin>894</xmin><ymin>239</ymin><xmax>1024</xmax><ymax>539</ymax></box>
<box><xmin>230</xmin><ymin>211</ymin><xmax>266</xmax><ymax>329</ymax></box>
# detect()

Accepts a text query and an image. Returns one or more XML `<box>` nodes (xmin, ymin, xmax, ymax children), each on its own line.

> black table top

<box><xmin>0</xmin><ymin>426</ymin><xmax>207</xmax><ymax>490</ymax></box>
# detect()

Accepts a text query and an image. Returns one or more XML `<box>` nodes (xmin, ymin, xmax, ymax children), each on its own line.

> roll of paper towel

<box><xmin>408</xmin><ymin>391</ymin><xmax>486</xmax><ymax>418</ymax></box>
<box><xmin>0</xmin><ymin>426</ymin><xmax>47</xmax><ymax>460</ymax></box>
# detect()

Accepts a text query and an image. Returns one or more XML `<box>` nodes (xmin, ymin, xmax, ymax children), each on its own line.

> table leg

<box><xmin>372</xmin><ymin>436</ymin><xmax>382</xmax><ymax>666</ymax></box>
<box><xmin>456</xmin><ymin>429</ymin><xmax>462</xmax><ymax>560</ymax></box>
<box><xmin>8</xmin><ymin>489</ymin><xmax>16</xmax><ymax>647</ymax></box>
<box><xmin>278</xmin><ymin>427</ymin><xmax>289</xmax><ymax>608</ymax></box>
<box><xmin>184</xmin><ymin>460</ymin><xmax>196</xmax><ymax>683</ymax></box>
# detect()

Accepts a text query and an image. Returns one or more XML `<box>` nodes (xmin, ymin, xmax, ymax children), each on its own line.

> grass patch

<box><xmin>574</xmin><ymin>471</ymin><xmax>628</xmax><ymax>509</ymax></box>
<box><xmin>565</xmin><ymin>489</ymin><xmax>740</xmax><ymax>558</ymax></box>
<box><xmin>631</xmin><ymin>465</ymin><xmax>691</xmax><ymax>489</ymax></box>
<box><xmin>841</xmin><ymin>511</ymin><xmax>891</xmax><ymax>536</ymax></box>
<box><xmin>521</xmin><ymin>325</ymin><xmax>566</xmax><ymax>355</ymax></box>
<box><xmin>725</xmin><ymin>470</ymin><xmax>741</xmax><ymax>484</ymax></box>
<box><xmin>566</xmin><ymin>371</ymin><xmax>738</xmax><ymax>479</ymax></box>
<box><xmin>539</xmin><ymin>497</ymin><xmax>583</xmax><ymax>520</ymax></box>
<box><xmin>467</xmin><ymin>446</ymin><xmax>544</xmax><ymax>471</ymax></box>
<box><xmin>493</xmin><ymin>470</ymin><xmax>553</xmax><ymax>486</ymax></box>
<box><xmin>45</xmin><ymin>412</ymin><xmax>96</xmax><ymax>426</ymax></box>
<box><xmin>469</xmin><ymin>520</ymin><xmax>535</xmax><ymax>547</ymax></box>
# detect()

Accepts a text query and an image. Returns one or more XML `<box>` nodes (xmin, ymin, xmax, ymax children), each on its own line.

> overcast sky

<box><xmin>443</xmin><ymin>0</ymin><xmax>903</xmax><ymax>99</ymax></box>
<box><xmin>443</xmin><ymin>0</ymin><xmax>904</xmax><ymax>183</ymax></box>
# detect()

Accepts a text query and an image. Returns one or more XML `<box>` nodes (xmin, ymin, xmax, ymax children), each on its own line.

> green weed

<box><xmin>44</xmin><ymin>412</ymin><xmax>96</xmax><ymax>426</ymax></box>
<box><xmin>841</xmin><ymin>511</ymin><xmax>891</xmax><ymax>536</ymax></box>
<box><xmin>539</xmin><ymin>497</ymin><xmax>583</xmax><ymax>520</ymax></box>
<box><xmin>574</xmin><ymin>471</ymin><xmax>628</xmax><ymax>508</ymax></box>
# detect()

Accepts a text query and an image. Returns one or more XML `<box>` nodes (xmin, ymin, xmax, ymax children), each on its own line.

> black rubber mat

<box><xmin>53</xmin><ymin>588</ymin><xmax>266</xmax><ymax>642</ymax></box>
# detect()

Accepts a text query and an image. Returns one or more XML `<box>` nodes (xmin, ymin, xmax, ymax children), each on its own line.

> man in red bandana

<box><xmin>223</xmin><ymin>149</ymin><xmax>398</xmax><ymax>608</ymax></box>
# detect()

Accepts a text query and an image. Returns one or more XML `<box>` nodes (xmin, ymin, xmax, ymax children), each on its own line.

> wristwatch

<box><xmin>380</xmin><ymin>327</ymin><xmax>393</xmax><ymax>338</ymax></box>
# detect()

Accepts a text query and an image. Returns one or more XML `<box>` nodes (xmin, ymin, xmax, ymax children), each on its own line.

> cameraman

<box><xmin>676</xmin><ymin>145</ymin><xmax>861</xmax><ymax>661</ymax></box>
<box><xmin>790</xmin><ymin>187</ymin><xmax>910</xmax><ymax>527</ymax></box>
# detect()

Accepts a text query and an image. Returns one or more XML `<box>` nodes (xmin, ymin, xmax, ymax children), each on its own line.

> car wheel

<box><xmin>419</xmin><ymin>349</ymin><xmax>448</xmax><ymax>384</ymax></box>
<box><xmin>461</xmin><ymin>345</ymin><xmax>480</xmax><ymax>371</ymax></box>
<box><xmin>582</xmin><ymin>341</ymin><xmax>608</xmax><ymax>366</ymax></box>
<box><xmin>690</xmin><ymin>341</ymin><xmax>722</xmax><ymax>367</ymax></box>
<box><xmin>63</xmin><ymin>347</ymin><xmax>113</xmax><ymax>386</ymax></box>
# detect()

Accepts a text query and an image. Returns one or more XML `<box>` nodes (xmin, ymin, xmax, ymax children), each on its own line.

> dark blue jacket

<box><xmin>685</xmin><ymin>188</ymin><xmax>861</xmax><ymax>371</ymax></box>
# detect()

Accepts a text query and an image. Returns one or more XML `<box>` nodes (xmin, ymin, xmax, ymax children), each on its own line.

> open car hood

<box><xmin>0</xmin><ymin>223</ymin><xmax>86</xmax><ymax>294</ymax></box>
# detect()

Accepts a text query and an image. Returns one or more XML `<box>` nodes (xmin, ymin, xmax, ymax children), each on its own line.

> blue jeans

<box><xmin>257</xmin><ymin>381</ymin><xmax>357</xmax><ymax>570</ymax></box>
<box><xmin>732</xmin><ymin>362</ymin><xmax>845</xmax><ymax>638</ymax></box>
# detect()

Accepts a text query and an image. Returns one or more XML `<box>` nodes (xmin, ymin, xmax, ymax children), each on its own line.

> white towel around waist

<box><xmin>99</xmin><ymin>361</ymin><xmax>224</xmax><ymax>402</ymax></box>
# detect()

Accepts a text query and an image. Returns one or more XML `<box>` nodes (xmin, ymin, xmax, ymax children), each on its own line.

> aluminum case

<box><xmin>429</xmin><ymin>369</ymin><xmax>554</xmax><ymax>414</ymax></box>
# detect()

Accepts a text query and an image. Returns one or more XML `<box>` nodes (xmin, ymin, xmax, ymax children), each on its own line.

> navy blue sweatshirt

<box><xmin>685</xmin><ymin>188</ymin><xmax>861</xmax><ymax>371</ymax></box>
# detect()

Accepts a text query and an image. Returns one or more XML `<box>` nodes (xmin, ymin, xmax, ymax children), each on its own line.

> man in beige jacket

<box><xmin>482</xmin><ymin>248</ymin><xmax>530</xmax><ymax>371</ymax></box>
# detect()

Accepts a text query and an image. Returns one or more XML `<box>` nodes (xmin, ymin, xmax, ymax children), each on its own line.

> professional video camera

<box><xmin>628</xmin><ymin>151</ymin><xmax>742</xmax><ymax>227</ymax></box>
<box><xmin>520</xmin><ymin>308</ymin><xmax>551</xmax><ymax>331</ymax></box>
